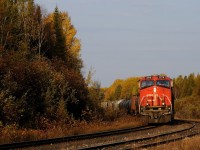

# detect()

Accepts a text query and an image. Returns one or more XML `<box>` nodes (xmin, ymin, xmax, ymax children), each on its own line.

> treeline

<box><xmin>104</xmin><ymin>77</ymin><xmax>139</xmax><ymax>101</ymax></box>
<box><xmin>104</xmin><ymin>73</ymin><xmax>200</xmax><ymax>101</ymax></box>
<box><xmin>0</xmin><ymin>0</ymin><xmax>95</xmax><ymax>128</ymax></box>
<box><xmin>173</xmin><ymin>73</ymin><xmax>200</xmax><ymax>99</ymax></box>
<box><xmin>173</xmin><ymin>73</ymin><xmax>200</xmax><ymax>119</ymax></box>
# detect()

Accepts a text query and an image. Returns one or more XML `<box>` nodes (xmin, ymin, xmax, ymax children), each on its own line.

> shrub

<box><xmin>175</xmin><ymin>96</ymin><xmax>200</xmax><ymax>119</ymax></box>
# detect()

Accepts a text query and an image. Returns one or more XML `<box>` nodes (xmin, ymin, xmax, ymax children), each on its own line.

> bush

<box><xmin>0</xmin><ymin>54</ymin><xmax>89</xmax><ymax>128</ymax></box>
<box><xmin>175</xmin><ymin>96</ymin><xmax>200</xmax><ymax>119</ymax></box>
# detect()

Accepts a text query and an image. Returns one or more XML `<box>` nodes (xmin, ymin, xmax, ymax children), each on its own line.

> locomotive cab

<box><xmin>138</xmin><ymin>75</ymin><xmax>174</xmax><ymax>123</ymax></box>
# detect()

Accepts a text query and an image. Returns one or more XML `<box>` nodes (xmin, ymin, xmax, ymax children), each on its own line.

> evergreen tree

<box><xmin>193</xmin><ymin>74</ymin><xmax>200</xmax><ymax>96</ymax></box>
<box><xmin>181</xmin><ymin>76</ymin><xmax>188</xmax><ymax>98</ymax></box>
<box><xmin>187</xmin><ymin>73</ymin><xmax>195</xmax><ymax>96</ymax></box>
<box><xmin>173</xmin><ymin>75</ymin><xmax>184</xmax><ymax>99</ymax></box>
<box><xmin>53</xmin><ymin>7</ymin><xmax>66</xmax><ymax>61</ymax></box>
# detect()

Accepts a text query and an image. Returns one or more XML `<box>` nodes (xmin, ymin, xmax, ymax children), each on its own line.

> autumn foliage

<box><xmin>104</xmin><ymin>77</ymin><xmax>139</xmax><ymax>101</ymax></box>
<box><xmin>0</xmin><ymin>0</ymin><xmax>90</xmax><ymax>128</ymax></box>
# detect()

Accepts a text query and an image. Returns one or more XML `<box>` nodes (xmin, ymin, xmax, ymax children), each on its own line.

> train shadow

<box><xmin>162</xmin><ymin>119</ymin><xmax>186</xmax><ymax>126</ymax></box>
<box><xmin>147</xmin><ymin>119</ymin><xmax>185</xmax><ymax>126</ymax></box>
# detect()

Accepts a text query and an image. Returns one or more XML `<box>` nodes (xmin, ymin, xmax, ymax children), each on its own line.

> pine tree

<box><xmin>53</xmin><ymin>7</ymin><xmax>66</xmax><ymax>61</ymax></box>
<box><xmin>187</xmin><ymin>73</ymin><xmax>195</xmax><ymax>96</ymax></box>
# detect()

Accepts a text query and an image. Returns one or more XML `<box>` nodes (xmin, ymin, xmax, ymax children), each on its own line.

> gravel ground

<box><xmin>28</xmin><ymin>120</ymin><xmax>193</xmax><ymax>150</ymax></box>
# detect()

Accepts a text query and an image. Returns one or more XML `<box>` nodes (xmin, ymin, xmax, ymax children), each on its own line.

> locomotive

<box><xmin>138</xmin><ymin>75</ymin><xmax>174</xmax><ymax>123</ymax></box>
<box><xmin>101</xmin><ymin>75</ymin><xmax>174</xmax><ymax>123</ymax></box>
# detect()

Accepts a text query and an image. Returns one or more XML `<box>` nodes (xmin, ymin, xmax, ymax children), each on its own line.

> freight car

<box><xmin>118</xmin><ymin>96</ymin><xmax>139</xmax><ymax>115</ymax></box>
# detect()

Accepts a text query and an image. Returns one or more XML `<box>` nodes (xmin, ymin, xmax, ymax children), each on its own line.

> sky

<box><xmin>35</xmin><ymin>0</ymin><xmax>200</xmax><ymax>87</ymax></box>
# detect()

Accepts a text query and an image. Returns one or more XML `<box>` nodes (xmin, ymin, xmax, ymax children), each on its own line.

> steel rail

<box><xmin>0</xmin><ymin>125</ymin><xmax>156</xmax><ymax>149</ymax></box>
<box><xmin>79</xmin><ymin>121</ymin><xmax>195</xmax><ymax>150</ymax></box>
<box><xmin>134</xmin><ymin>120</ymin><xmax>200</xmax><ymax>149</ymax></box>
<box><xmin>135</xmin><ymin>131</ymin><xmax>200</xmax><ymax>149</ymax></box>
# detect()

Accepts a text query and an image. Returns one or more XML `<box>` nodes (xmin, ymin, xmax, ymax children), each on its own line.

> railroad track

<box><xmin>0</xmin><ymin>124</ymin><xmax>156</xmax><ymax>149</ymax></box>
<box><xmin>1</xmin><ymin>119</ymin><xmax>198</xmax><ymax>149</ymax></box>
<box><xmin>79</xmin><ymin>120</ymin><xmax>200</xmax><ymax>150</ymax></box>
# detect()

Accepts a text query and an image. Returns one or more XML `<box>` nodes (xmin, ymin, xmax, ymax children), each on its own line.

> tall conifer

<box><xmin>53</xmin><ymin>6</ymin><xmax>66</xmax><ymax>61</ymax></box>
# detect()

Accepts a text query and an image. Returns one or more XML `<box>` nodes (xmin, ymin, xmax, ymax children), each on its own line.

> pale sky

<box><xmin>35</xmin><ymin>0</ymin><xmax>200</xmax><ymax>87</ymax></box>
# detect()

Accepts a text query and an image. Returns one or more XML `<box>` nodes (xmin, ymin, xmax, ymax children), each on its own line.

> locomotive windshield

<box><xmin>141</xmin><ymin>80</ymin><xmax>154</xmax><ymax>88</ymax></box>
<box><xmin>156</xmin><ymin>80</ymin><xmax>170</xmax><ymax>88</ymax></box>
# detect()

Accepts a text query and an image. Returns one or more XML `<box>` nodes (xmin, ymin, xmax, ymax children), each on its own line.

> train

<box><xmin>138</xmin><ymin>75</ymin><xmax>174</xmax><ymax>123</ymax></box>
<box><xmin>101</xmin><ymin>75</ymin><xmax>174</xmax><ymax>123</ymax></box>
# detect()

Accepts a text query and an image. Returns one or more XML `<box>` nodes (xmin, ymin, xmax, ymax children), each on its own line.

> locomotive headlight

<box><xmin>162</xmin><ymin>102</ymin><xmax>165</xmax><ymax>106</ymax></box>
<box><xmin>153</xmin><ymin>87</ymin><xmax>156</xmax><ymax>93</ymax></box>
<box><xmin>168</xmin><ymin>107</ymin><xmax>171</xmax><ymax>112</ymax></box>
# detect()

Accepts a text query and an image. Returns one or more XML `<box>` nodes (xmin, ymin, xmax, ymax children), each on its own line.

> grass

<box><xmin>0</xmin><ymin>115</ymin><xmax>144</xmax><ymax>144</ymax></box>
<box><xmin>150</xmin><ymin>136</ymin><xmax>200</xmax><ymax>150</ymax></box>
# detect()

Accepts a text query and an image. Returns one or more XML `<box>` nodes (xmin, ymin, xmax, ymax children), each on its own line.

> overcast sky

<box><xmin>35</xmin><ymin>0</ymin><xmax>200</xmax><ymax>87</ymax></box>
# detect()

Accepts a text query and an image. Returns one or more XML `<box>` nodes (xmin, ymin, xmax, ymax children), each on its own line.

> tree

<box><xmin>120</xmin><ymin>77</ymin><xmax>139</xmax><ymax>99</ymax></box>
<box><xmin>173</xmin><ymin>75</ymin><xmax>184</xmax><ymax>99</ymax></box>
<box><xmin>53</xmin><ymin>6</ymin><xmax>66</xmax><ymax>60</ymax></box>
<box><xmin>61</xmin><ymin>12</ymin><xmax>83</xmax><ymax>71</ymax></box>
<box><xmin>193</xmin><ymin>74</ymin><xmax>200</xmax><ymax>96</ymax></box>
<box><xmin>187</xmin><ymin>73</ymin><xmax>195</xmax><ymax>96</ymax></box>
<box><xmin>114</xmin><ymin>85</ymin><xmax>122</xmax><ymax>100</ymax></box>
<box><xmin>0</xmin><ymin>0</ymin><xmax>18</xmax><ymax>52</ymax></box>
<box><xmin>34</xmin><ymin>5</ymin><xmax>47</xmax><ymax>57</ymax></box>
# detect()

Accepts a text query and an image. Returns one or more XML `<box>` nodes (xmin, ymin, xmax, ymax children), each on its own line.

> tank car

<box><xmin>118</xmin><ymin>96</ymin><xmax>138</xmax><ymax>115</ymax></box>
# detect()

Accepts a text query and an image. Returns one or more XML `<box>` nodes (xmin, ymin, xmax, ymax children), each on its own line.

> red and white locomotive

<box><xmin>138</xmin><ymin>75</ymin><xmax>174</xmax><ymax>123</ymax></box>
<box><xmin>101</xmin><ymin>75</ymin><xmax>174</xmax><ymax>123</ymax></box>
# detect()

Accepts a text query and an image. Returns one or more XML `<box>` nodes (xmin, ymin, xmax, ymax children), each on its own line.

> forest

<box><xmin>0</xmin><ymin>0</ymin><xmax>104</xmax><ymax>128</ymax></box>
<box><xmin>0</xmin><ymin>0</ymin><xmax>200</xmax><ymax>132</ymax></box>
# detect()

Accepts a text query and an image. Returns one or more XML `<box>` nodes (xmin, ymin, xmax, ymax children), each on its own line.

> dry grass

<box><xmin>0</xmin><ymin>115</ymin><xmax>144</xmax><ymax>144</ymax></box>
<box><xmin>150</xmin><ymin>136</ymin><xmax>200</xmax><ymax>150</ymax></box>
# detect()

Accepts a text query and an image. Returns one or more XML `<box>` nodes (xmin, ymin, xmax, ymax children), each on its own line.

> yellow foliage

<box><xmin>61</xmin><ymin>12</ymin><xmax>81</xmax><ymax>58</ymax></box>
<box><xmin>104</xmin><ymin>77</ymin><xmax>139</xmax><ymax>101</ymax></box>
<box><xmin>104</xmin><ymin>79</ymin><xmax>123</xmax><ymax>100</ymax></box>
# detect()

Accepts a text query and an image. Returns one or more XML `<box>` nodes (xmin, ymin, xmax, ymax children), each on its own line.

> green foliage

<box><xmin>173</xmin><ymin>73</ymin><xmax>200</xmax><ymax>119</ymax></box>
<box><xmin>173</xmin><ymin>73</ymin><xmax>200</xmax><ymax>99</ymax></box>
<box><xmin>53</xmin><ymin>7</ymin><xmax>66</xmax><ymax>61</ymax></box>
<box><xmin>193</xmin><ymin>74</ymin><xmax>200</xmax><ymax>96</ymax></box>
